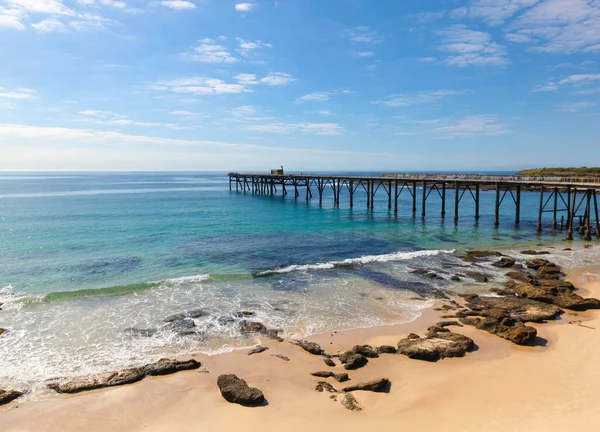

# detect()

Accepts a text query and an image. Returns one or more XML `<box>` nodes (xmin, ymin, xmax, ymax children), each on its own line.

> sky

<box><xmin>0</xmin><ymin>0</ymin><xmax>599</xmax><ymax>172</ymax></box>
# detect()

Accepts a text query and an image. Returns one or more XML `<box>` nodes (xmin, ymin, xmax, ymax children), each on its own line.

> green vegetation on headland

<box><xmin>516</xmin><ymin>167</ymin><xmax>600</xmax><ymax>178</ymax></box>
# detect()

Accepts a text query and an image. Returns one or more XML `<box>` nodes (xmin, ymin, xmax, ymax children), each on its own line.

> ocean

<box><xmin>0</xmin><ymin>171</ymin><xmax>597</xmax><ymax>398</ymax></box>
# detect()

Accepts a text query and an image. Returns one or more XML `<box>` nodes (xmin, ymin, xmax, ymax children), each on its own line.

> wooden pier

<box><xmin>228</xmin><ymin>172</ymin><xmax>600</xmax><ymax>240</ymax></box>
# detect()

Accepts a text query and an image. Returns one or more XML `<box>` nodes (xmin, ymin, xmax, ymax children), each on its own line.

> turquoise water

<box><xmin>0</xmin><ymin>172</ymin><xmax>595</xmax><ymax>397</ymax></box>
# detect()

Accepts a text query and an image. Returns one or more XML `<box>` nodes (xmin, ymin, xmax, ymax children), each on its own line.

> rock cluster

<box><xmin>397</xmin><ymin>327</ymin><xmax>475</xmax><ymax>361</ymax></box>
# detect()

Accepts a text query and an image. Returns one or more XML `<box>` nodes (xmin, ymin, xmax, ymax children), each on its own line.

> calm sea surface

<box><xmin>0</xmin><ymin>172</ymin><xmax>597</xmax><ymax>398</ymax></box>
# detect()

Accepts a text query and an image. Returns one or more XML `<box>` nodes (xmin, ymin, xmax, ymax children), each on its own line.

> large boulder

<box><xmin>397</xmin><ymin>330</ymin><xmax>474</xmax><ymax>362</ymax></box>
<box><xmin>217</xmin><ymin>374</ymin><xmax>265</xmax><ymax>406</ymax></box>
<box><xmin>342</xmin><ymin>378</ymin><xmax>389</xmax><ymax>393</ymax></box>
<box><xmin>0</xmin><ymin>389</ymin><xmax>23</xmax><ymax>405</ymax></box>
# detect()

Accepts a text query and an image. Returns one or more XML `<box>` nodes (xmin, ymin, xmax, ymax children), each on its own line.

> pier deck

<box><xmin>228</xmin><ymin>172</ymin><xmax>600</xmax><ymax>240</ymax></box>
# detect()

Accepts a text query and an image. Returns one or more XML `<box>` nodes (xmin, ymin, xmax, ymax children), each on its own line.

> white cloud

<box><xmin>160</xmin><ymin>1</ymin><xmax>195</xmax><ymax>9</ymax></box>
<box><xmin>186</xmin><ymin>38</ymin><xmax>238</xmax><ymax>63</ymax></box>
<box><xmin>231</xmin><ymin>105</ymin><xmax>257</xmax><ymax>117</ymax></box>
<box><xmin>419</xmin><ymin>57</ymin><xmax>438</xmax><ymax>63</ymax></box>
<box><xmin>296</xmin><ymin>92</ymin><xmax>332</xmax><ymax>102</ymax></box>
<box><xmin>246</xmin><ymin>122</ymin><xmax>343</xmax><ymax>135</ymax></box>
<box><xmin>439</xmin><ymin>25</ymin><xmax>508</xmax><ymax>67</ymax></box>
<box><xmin>357</xmin><ymin>51</ymin><xmax>374</xmax><ymax>57</ymax></box>
<box><xmin>32</xmin><ymin>19</ymin><xmax>67</xmax><ymax>32</ymax></box>
<box><xmin>344</xmin><ymin>26</ymin><xmax>384</xmax><ymax>43</ymax></box>
<box><xmin>463</xmin><ymin>0</ymin><xmax>539</xmax><ymax>25</ymax></box>
<box><xmin>0</xmin><ymin>88</ymin><xmax>37</xmax><ymax>99</ymax></box>
<box><xmin>236</xmin><ymin>38</ymin><xmax>272</xmax><ymax>56</ymax></box>
<box><xmin>234</xmin><ymin>73</ymin><xmax>258</xmax><ymax>85</ymax></box>
<box><xmin>434</xmin><ymin>114</ymin><xmax>510</xmax><ymax>138</ymax></box>
<box><xmin>4</xmin><ymin>0</ymin><xmax>72</xmax><ymax>15</ymax></box>
<box><xmin>558</xmin><ymin>101</ymin><xmax>596</xmax><ymax>113</ymax></box>
<box><xmin>506</xmin><ymin>0</ymin><xmax>600</xmax><ymax>54</ymax></box>
<box><xmin>531</xmin><ymin>82</ymin><xmax>558</xmax><ymax>92</ymax></box>
<box><xmin>259</xmin><ymin>72</ymin><xmax>296</xmax><ymax>86</ymax></box>
<box><xmin>372</xmin><ymin>90</ymin><xmax>464</xmax><ymax>107</ymax></box>
<box><xmin>78</xmin><ymin>109</ymin><xmax>178</xmax><ymax>128</ymax></box>
<box><xmin>152</xmin><ymin>77</ymin><xmax>248</xmax><ymax>95</ymax></box>
<box><xmin>559</xmin><ymin>74</ymin><xmax>600</xmax><ymax>84</ymax></box>
<box><xmin>0</xmin><ymin>13</ymin><xmax>25</xmax><ymax>30</ymax></box>
<box><xmin>235</xmin><ymin>3</ymin><xmax>253</xmax><ymax>12</ymax></box>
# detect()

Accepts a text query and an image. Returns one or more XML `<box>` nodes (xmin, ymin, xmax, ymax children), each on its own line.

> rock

<box><xmin>411</xmin><ymin>269</ymin><xmax>428</xmax><ymax>275</ymax></box>
<box><xmin>234</xmin><ymin>311</ymin><xmax>255</xmax><ymax>318</ymax></box>
<box><xmin>271</xmin><ymin>354</ymin><xmax>290</xmax><ymax>361</ymax></box>
<box><xmin>537</xmin><ymin>279</ymin><xmax>575</xmax><ymax>290</ymax></box>
<box><xmin>0</xmin><ymin>328</ymin><xmax>5</xmax><ymax>336</ymax></box>
<box><xmin>240</xmin><ymin>321</ymin><xmax>267</xmax><ymax>334</ymax></box>
<box><xmin>315</xmin><ymin>381</ymin><xmax>338</xmax><ymax>393</ymax></box>
<box><xmin>295</xmin><ymin>340</ymin><xmax>324</xmax><ymax>355</ymax></box>
<box><xmin>334</xmin><ymin>373</ymin><xmax>350</xmax><ymax>383</ymax></box>
<box><xmin>466</xmin><ymin>295</ymin><xmax>562</xmax><ymax>323</ymax></box>
<box><xmin>48</xmin><ymin>368</ymin><xmax>145</xmax><ymax>394</ymax></box>
<box><xmin>164</xmin><ymin>309</ymin><xmax>207</xmax><ymax>322</ymax></box>
<box><xmin>143</xmin><ymin>358</ymin><xmax>201</xmax><ymax>376</ymax></box>
<box><xmin>341</xmin><ymin>393</ymin><xmax>362</xmax><ymax>411</ymax></box>
<box><xmin>217</xmin><ymin>374</ymin><xmax>265</xmax><ymax>406</ymax></box>
<box><xmin>526</xmin><ymin>259</ymin><xmax>554</xmax><ymax>270</ymax></box>
<box><xmin>351</xmin><ymin>345</ymin><xmax>379</xmax><ymax>358</ymax></box>
<box><xmin>461</xmin><ymin>316</ymin><xmax>537</xmax><ymax>345</ymax></box>
<box><xmin>537</xmin><ymin>266</ymin><xmax>564</xmax><ymax>280</ymax></box>
<box><xmin>521</xmin><ymin>250</ymin><xmax>550</xmax><ymax>255</ymax></box>
<box><xmin>466</xmin><ymin>272</ymin><xmax>490</xmax><ymax>283</ymax></box>
<box><xmin>0</xmin><ymin>389</ymin><xmax>23</xmax><ymax>405</ymax></box>
<box><xmin>450</xmin><ymin>275</ymin><xmax>461</xmax><ymax>282</ymax></box>
<box><xmin>460</xmin><ymin>250</ymin><xmax>503</xmax><ymax>263</ymax></box>
<box><xmin>397</xmin><ymin>329</ymin><xmax>474</xmax><ymax>362</ymax></box>
<box><xmin>248</xmin><ymin>345</ymin><xmax>269</xmax><ymax>356</ymax></box>
<box><xmin>506</xmin><ymin>271</ymin><xmax>537</xmax><ymax>285</ymax></box>
<box><xmin>311</xmin><ymin>371</ymin><xmax>334</xmax><ymax>378</ymax></box>
<box><xmin>338</xmin><ymin>352</ymin><xmax>369</xmax><ymax>370</ymax></box>
<box><xmin>324</xmin><ymin>358</ymin><xmax>336</xmax><ymax>367</ymax></box>
<box><xmin>342</xmin><ymin>378</ymin><xmax>389</xmax><ymax>393</ymax></box>
<box><xmin>435</xmin><ymin>320</ymin><xmax>463</xmax><ymax>328</ymax></box>
<box><xmin>492</xmin><ymin>257</ymin><xmax>516</xmax><ymax>268</ymax></box>
<box><xmin>124</xmin><ymin>327</ymin><xmax>158</xmax><ymax>337</ymax></box>
<box><xmin>376</xmin><ymin>345</ymin><xmax>398</xmax><ymax>354</ymax></box>
<box><xmin>511</xmin><ymin>281</ymin><xmax>600</xmax><ymax>311</ymax></box>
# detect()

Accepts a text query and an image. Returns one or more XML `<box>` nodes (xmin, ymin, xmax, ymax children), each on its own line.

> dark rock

<box><xmin>217</xmin><ymin>374</ymin><xmax>265</xmax><ymax>406</ymax></box>
<box><xmin>511</xmin><ymin>281</ymin><xmax>600</xmax><ymax>311</ymax></box>
<box><xmin>143</xmin><ymin>358</ymin><xmax>201</xmax><ymax>376</ymax></box>
<box><xmin>526</xmin><ymin>259</ymin><xmax>554</xmax><ymax>270</ymax></box>
<box><xmin>315</xmin><ymin>381</ymin><xmax>338</xmax><ymax>393</ymax></box>
<box><xmin>492</xmin><ymin>257</ymin><xmax>516</xmax><ymax>268</ymax></box>
<box><xmin>271</xmin><ymin>354</ymin><xmax>290</xmax><ymax>361</ymax></box>
<box><xmin>0</xmin><ymin>389</ymin><xmax>23</xmax><ymax>405</ymax></box>
<box><xmin>506</xmin><ymin>271</ymin><xmax>537</xmax><ymax>285</ymax></box>
<box><xmin>397</xmin><ymin>329</ymin><xmax>474</xmax><ymax>362</ymax></box>
<box><xmin>376</xmin><ymin>345</ymin><xmax>398</xmax><ymax>354</ymax></box>
<box><xmin>239</xmin><ymin>321</ymin><xmax>267</xmax><ymax>334</ymax></box>
<box><xmin>338</xmin><ymin>352</ymin><xmax>368</xmax><ymax>370</ymax></box>
<box><xmin>432</xmin><ymin>289</ymin><xmax>450</xmax><ymax>299</ymax></box>
<box><xmin>351</xmin><ymin>345</ymin><xmax>379</xmax><ymax>358</ymax></box>
<box><xmin>342</xmin><ymin>378</ymin><xmax>389</xmax><ymax>393</ymax></box>
<box><xmin>164</xmin><ymin>309</ymin><xmax>208</xmax><ymax>323</ymax></box>
<box><xmin>295</xmin><ymin>340</ymin><xmax>324</xmax><ymax>355</ymax></box>
<box><xmin>311</xmin><ymin>371</ymin><xmax>334</xmax><ymax>378</ymax></box>
<box><xmin>460</xmin><ymin>250</ymin><xmax>503</xmax><ymax>263</ymax></box>
<box><xmin>466</xmin><ymin>295</ymin><xmax>563</xmax><ymax>323</ymax></box>
<box><xmin>124</xmin><ymin>327</ymin><xmax>158</xmax><ymax>337</ymax></box>
<box><xmin>334</xmin><ymin>373</ymin><xmax>350</xmax><ymax>383</ymax></box>
<box><xmin>166</xmin><ymin>318</ymin><xmax>196</xmax><ymax>332</ymax></box>
<box><xmin>521</xmin><ymin>250</ymin><xmax>550</xmax><ymax>255</ymax></box>
<box><xmin>411</xmin><ymin>269</ymin><xmax>428</xmax><ymax>275</ymax></box>
<box><xmin>248</xmin><ymin>345</ymin><xmax>269</xmax><ymax>356</ymax></box>
<box><xmin>461</xmin><ymin>316</ymin><xmax>537</xmax><ymax>345</ymax></box>
<box><xmin>537</xmin><ymin>279</ymin><xmax>575</xmax><ymax>290</ymax></box>
<box><xmin>234</xmin><ymin>311</ymin><xmax>255</xmax><ymax>318</ymax></box>
<box><xmin>425</xmin><ymin>272</ymin><xmax>440</xmax><ymax>279</ymax></box>
<box><xmin>450</xmin><ymin>275</ymin><xmax>461</xmax><ymax>282</ymax></box>
<box><xmin>466</xmin><ymin>272</ymin><xmax>490</xmax><ymax>283</ymax></box>
<box><xmin>435</xmin><ymin>320</ymin><xmax>463</xmax><ymax>328</ymax></box>
<box><xmin>324</xmin><ymin>358</ymin><xmax>336</xmax><ymax>367</ymax></box>
<box><xmin>341</xmin><ymin>393</ymin><xmax>362</xmax><ymax>411</ymax></box>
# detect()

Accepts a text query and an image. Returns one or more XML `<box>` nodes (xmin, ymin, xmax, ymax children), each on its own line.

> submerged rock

<box><xmin>0</xmin><ymin>389</ymin><xmax>23</xmax><ymax>405</ymax></box>
<box><xmin>164</xmin><ymin>309</ymin><xmax>208</xmax><ymax>323</ymax></box>
<box><xmin>521</xmin><ymin>250</ymin><xmax>550</xmax><ymax>255</ymax></box>
<box><xmin>492</xmin><ymin>257</ymin><xmax>517</xmax><ymax>268</ymax></box>
<box><xmin>123</xmin><ymin>327</ymin><xmax>158</xmax><ymax>337</ymax></box>
<box><xmin>295</xmin><ymin>340</ymin><xmax>324</xmax><ymax>356</ymax></box>
<box><xmin>397</xmin><ymin>329</ymin><xmax>474</xmax><ymax>362</ymax></box>
<box><xmin>341</xmin><ymin>393</ymin><xmax>362</xmax><ymax>411</ymax></box>
<box><xmin>460</xmin><ymin>250</ymin><xmax>503</xmax><ymax>263</ymax></box>
<box><xmin>466</xmin><ymin>272</ymin><xmax>490</xmax><ymax>283</ymax></box>
<box><xmin>342</xmin><ymin>378</ymin><xmax>389</xmax><ymax>393</ymax></box>
<box><xmin>217</xmin><ymin>374</ymin><xmax>265</xmax><ymax>406</ymax></box>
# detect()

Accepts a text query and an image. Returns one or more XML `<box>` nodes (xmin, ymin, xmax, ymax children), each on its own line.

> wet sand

<box><xmin>1</xmin><ymin>274</ymin><xmax>599</xmax><ymax>432</ymax></box>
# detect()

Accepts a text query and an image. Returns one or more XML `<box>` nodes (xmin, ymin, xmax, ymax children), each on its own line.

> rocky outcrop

<box><xmin>311</xmin><ymin>371</ymin><xmax>349</xmax><ymax>382</ymax></box>
<box><xmin>521</xmin><ymin>250</ymin><xmax>550</xmax><ymax>255</ymax></box>
<box><xmin>48</xmin><ymin>359</ymin><xmax>200</xmax><ymax>393</ymax></box>
<box><xmin>240</xmin><ymin>321</ymin><xmax>282</xmax><ymax>341</ymax></box>
<box><xmin>350</xmin><ymin>345</ymin><xmax>379</xmax><ymax>358</ymax></box>
<box><xmin>397</xmin><ymin>328</ymin><xmax>474</xmax><ymax>362</ymax></box>
<box><xmin>0</xmin><ymin>389</ymin><xmax>23</xmax><ymax>405</ymax></box>
<box><xmin>465</xmin><ymin>296</ymin><xmax>562</xmax><ymax>323</ymax></box>
<box><xmin>341</xmin><ymin>393</ymin><xmax>362</xmax><ymax>411</ymax></box>
<box><xmin>466</xmin><ymin>272</ymin><xmax>490</xmax><ymax>283</ymax></box>
<box><xmin>295</xmin><ymin>340</ymin><xmax>324</xmax><ymax>355</ymax></box>
<box><xmin>342</xmin><ymin>378</ymin><xmax>389</xmax><ymax>393</ymax></box>
<box><xmin>460</xmin><ymin>250</ymin><xmax>503</xmax><ymax>263</ymax></box>
<box><xmin>460</xmin><ymin>316</ymin><xmax>536</xmax><ymax>345</ymax></box>
<box><xmin>492</xmin><ymin>257</ymin><xmax>516</xmax><ymax>268</ymax></box>
<box><xmin>217</xmin><ymin>374</ymin><xmax>265</xmax><ymax>406</ymax></box>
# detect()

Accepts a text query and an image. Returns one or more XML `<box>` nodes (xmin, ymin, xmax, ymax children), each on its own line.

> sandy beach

<box><xmin>1</xmin><ymin>268</ymin><xmax>599</xmax><ymax>432</ymax></box>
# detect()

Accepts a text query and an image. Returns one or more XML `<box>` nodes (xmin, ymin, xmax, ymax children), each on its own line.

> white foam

<box><xmin>164</xmin><ymin>274</ymin><xmax>211</xmax><ymax>286</ymax></box>
<box><xmin>256</xmin><ymin>249</ymin><xmax>455</xmax><ymax>276</ymax></box>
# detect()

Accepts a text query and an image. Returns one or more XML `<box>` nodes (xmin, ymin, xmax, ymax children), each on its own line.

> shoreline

<box><xmin>1</xmin><ymin>261</ymin><xmax>600</xmax><ymax>430</ymax></box>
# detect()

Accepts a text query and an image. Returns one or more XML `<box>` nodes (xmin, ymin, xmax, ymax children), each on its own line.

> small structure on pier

<box><xmin>228</xmin><ymin>172</ymin><xmax>600</xmax><ymax>241</ymax></box>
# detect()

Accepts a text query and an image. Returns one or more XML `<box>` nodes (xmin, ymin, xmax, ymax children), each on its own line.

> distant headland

<box><xmin>516</xmin><ymin>167</ymin><xmax>600</xmax><ymax>178</ymax></box>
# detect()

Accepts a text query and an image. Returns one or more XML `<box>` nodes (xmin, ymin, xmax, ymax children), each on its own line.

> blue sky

<box><xmin>0</xmin><ymin>0</ymin><xmax>599</xmax><ymax>171</ymax></box>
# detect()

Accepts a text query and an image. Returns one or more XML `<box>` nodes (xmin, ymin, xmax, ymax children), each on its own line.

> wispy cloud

<box><xmin>259</xmin><ymin>72</ymin><xmax>296</xmax><ymax>86</ymax></box>
<box><xmin>236</xmin><ymin>38</ymin><xmax>272</xmax><ymax>56</ymax></box>
<box><xmin>0</xmin><ymin>87</ymin><xmax>37</xmax><ymax>99</ymax></box>
<box><xmin>457</xmin><ymin>0</ymin><xmax>538</xmax><ymax>25</ymax></box>
<box><xmin>344</xmin><ymin>26</ymin><xmax>384</xmax><ymax>43</ymax></box>
<box><xmin>246</xmin><ymin>122</ymin><xmax>343</xmax><ymax>135</ymax></box>
<box><xmin>372</xmin><ymin>90</ymin><xmax>464</xmax><ymax>107</ymax></box>
<box><xmin>186</xmin><ymin>38</ymin><xmax>238</xmax><ymax>63</ymax></box>
<box><xmin>559</xmin><ymin>74</ymin><xmax>600</xmax><ymax>85</ymax></box>
<box><xmin>439</xmin><ymin>25</ymin><xmax>508</xmax><ymax>67</ymax></box>
<box><xmin>531</xmin><ymin>83</ymin><xmax>558</xmax><ymax>92</ymax></box>
<box><xmin>296</xmin><ymin>89</ymin><xmax>351</xmax><ymax>103</ymax></box>
<box><xmin>558</xmin><ymin>101</ymin><xmax>596</xmax><ymax>113</ymax></box>
<box><xmin>433</xmin><ymin>114</ymin><xmax>510</xmax><ymax>138</ymax></box>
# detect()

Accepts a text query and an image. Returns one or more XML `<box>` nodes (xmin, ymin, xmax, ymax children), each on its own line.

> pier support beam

<box><xmin>594</xmin><ymin>190</ymin><xmax>600</xmax><ymax>237</ymax></box>
<box><xmin>388</xmin><ymin>180</ymin><xmax>392</xmax><ymax>210</ymax></box>
<box><xmin>567</xmin><ymin>189</ymin><xmax>577</xmax><ymax>240</ymax></box>
<box><xmin>494</xmin><ymin>183</ymin><xmax>500</xmax><ymax>226</ymax></box>
<box><xmin>537</xmin><ymin>187</ymin><xmax>544</xmax><ymax>232</ymax></box>
<box><xmin>350</xmin><ymin>180</ymin><xmax>354</xmax><ymax>208</ymax></box>
<box><xmin>475</xmin><ymin>184</ymin><xmax>480</xmax><ymax>220</ymax></box>
<box><xmin>515</xmin><ymin>185</ymin><xmax>521</xmax><ymax>225</ymax></box>
<box><xmin>441</xmin><ymin>182</ymin><xmax>446</xmax><ymax>219</ymax></box>
<box><xmin>454</xmin><ymin>182</ymin><xmax>459</xmax><ymax>222</ymax></box>
<box><xmin>552</xmin><ymin>188</ymin><xmax>559</xmax><ymax>229</ymax></box>
<box><xmin>585</xmin><ymin>190</ymin><xmax>592</xmax><ymax>240</ymax></box>
<box><xmin>393</xmin><ymin>180</ymin><xmax>398</xmax><ymax>214</ymax></box>
<box><xmin>422</xmin><ymin>182</ymin><xmax>427</xmax><ymax>218</ymax></box>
